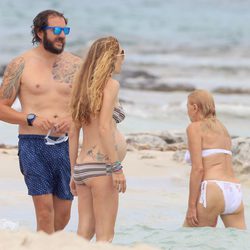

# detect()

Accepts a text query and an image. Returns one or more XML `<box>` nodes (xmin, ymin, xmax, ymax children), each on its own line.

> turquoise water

<box><xmin>1</xmin><ymin>0</ymin><xmax>250</xmax><ymax>58</ymax></box>
<box><xmin>1</xmin><ymin>0</ymin><xmax>250</xmax><ymax>89</ymax></box>
<box><xmin>0</xmin><ymin>0</ymin><xmax>250</xmax><ymax>145</ymax></box>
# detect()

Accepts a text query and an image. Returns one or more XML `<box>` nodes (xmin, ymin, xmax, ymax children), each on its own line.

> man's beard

<box><xmin>43</xmin><ymin>32</ymin><xmax>65</xmax><ymax>54</ymax></box>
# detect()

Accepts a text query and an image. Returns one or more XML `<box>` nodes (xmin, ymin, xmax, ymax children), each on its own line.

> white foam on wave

<box><xmin>217</xmin><ymin>103</ymin><xmax>250</xmax><ymax>118</ymax></box>
<box><xmin>0</xmin><ymin>219</ymin><xmax>19</xmax><ymax>230</ymax></box>
<box><xmin>127</xmin><ymin>53</ymin><xmax>250</xmax><ymax>68</ymax></box>
<box><xmin>123</xmin><ymin>100</ymin><xmax>250</xmax><ymax>120</ymax></box>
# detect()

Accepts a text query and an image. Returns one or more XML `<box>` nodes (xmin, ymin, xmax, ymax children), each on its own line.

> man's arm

<box><xmin>0</xmin><ymin>57</ymin><xmax>54</xmax><ymax>131</ymax></box>
<box><xmin>0</xmin><ymin>57</ymin><xmax>27</xmax><ymax>125</ymax></box>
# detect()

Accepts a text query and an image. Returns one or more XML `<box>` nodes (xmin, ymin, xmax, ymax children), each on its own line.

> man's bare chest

<box><xmin>20</xmin><ymin>61</ymin><xmax>73</xmax><ymax>96</ymax></box>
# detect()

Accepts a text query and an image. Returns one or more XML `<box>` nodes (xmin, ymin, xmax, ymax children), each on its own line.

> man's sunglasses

<box><xmin>42</xmin><ymin>26</ymin><xmax>70</xmax><ymax>35</ymax></box>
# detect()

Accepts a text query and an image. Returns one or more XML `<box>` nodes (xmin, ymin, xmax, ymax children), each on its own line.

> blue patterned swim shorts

<box><xmin>18</xmin><ymin>134</ymin><xmax>73</xmax><ymax>200</ymax></box>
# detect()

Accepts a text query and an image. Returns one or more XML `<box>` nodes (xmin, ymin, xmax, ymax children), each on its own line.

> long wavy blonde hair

<box><xmin>188</xmin><ymin>89</ymin><xmax>223</xmax><ymax>133</ymax></box>
<box><xmin>70</xmin><ymin>36</ymin><xmax>120</xmax><ymax>124</ymax></box>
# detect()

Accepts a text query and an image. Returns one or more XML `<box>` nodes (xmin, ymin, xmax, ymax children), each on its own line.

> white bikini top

<box><xmin>185</xmin><ymin>148</ymin><xmax>232</xmax><ymax>164</ymax></box>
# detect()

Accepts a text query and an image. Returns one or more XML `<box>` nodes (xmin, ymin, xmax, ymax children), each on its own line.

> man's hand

<box><xmin>32</xmin><ymin>116</ymin><xmax>54</xmax><ymax>131</ymax></box>
<box><xmin>54</xmin><ymin>116</ymin><xmax>72</xmax><ymax>134</ymax></box>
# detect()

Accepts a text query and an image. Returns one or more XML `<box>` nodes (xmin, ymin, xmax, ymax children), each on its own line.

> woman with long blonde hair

<box><xmin>69</xmin><ymin>36</ymin><xmax>127</xmax><ymax>241</ymax></box>
<box><xmin>184</xmin><ymin>89</ymin><xmax>246</xmax><ymax>229</ymax></box>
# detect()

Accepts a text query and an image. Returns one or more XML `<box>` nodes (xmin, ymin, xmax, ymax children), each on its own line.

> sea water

<box><xmin>0</xmin><ymin>0</ymin><xmax>249</xmax><ymax>144</ymax></box>
<box><xmin>1</xmin><ymin>0</ymin><xmax>250</xmax><ymax>90</ymax></box>
<box><xmin>0</xmin><ymin>88</ymin><xmax>249</xmax><ymax>145</ymax></box>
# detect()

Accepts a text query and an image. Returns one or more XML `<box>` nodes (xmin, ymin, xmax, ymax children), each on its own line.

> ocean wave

<box><xmin>217</xmin><ymin>103</ymin><xmax>250</xmax><ymax>118</ymax></box>
<box><xmin>126</xmin><ymin>53</ymin><xmax>250</xmax><ymax>69</ymax></box>
<box><xmin>122</xmin><ymin>101</ymin><xmax>250</xmax><ymax>120</ymax></box>
<box><xmin>0</xmin><ymin>219</ymin><xmax>19</xmax><ymax>230</ymax></box>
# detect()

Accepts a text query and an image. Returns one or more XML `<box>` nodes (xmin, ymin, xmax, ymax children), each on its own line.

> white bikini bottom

<box><xmin>199</xmin><ymin>180</ymin><xmax>242</xmax><ymax>215</ymax></box>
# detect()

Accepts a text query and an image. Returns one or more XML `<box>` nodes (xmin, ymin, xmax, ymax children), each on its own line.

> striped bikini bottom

<box><xmin>73</xmin><ymin>162</ymin><xmax>113</xmax><ymax>184</ymax></box>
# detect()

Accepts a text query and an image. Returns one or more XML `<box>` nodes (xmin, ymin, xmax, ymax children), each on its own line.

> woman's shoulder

<box><xmin>186</xmin><ymin>121</ymin><xmax>202</xmax><ymax>134</ymax></box>
<box><xmin>106</xmin><ymin>78</ymin><xmax>120</xmax><ymax>88</ymax></box>
<box><xmin>104</xmin><ymin>78</ymin><xmax>120</xmax><ymax>94</ymax></box>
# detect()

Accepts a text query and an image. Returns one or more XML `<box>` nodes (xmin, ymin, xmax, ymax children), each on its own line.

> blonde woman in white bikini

<box><xmin>183</xmin><ymin>89</ymin><xmax>246</xmax><ymax>229</ymax></box>
<box><xmin>69</xmin><ymin>36</ymin><xmax>126</xmax><ymax>241</ymax></box>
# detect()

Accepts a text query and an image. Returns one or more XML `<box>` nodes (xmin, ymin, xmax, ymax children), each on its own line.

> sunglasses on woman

<box><xmin>116</xmin><ymin>49</ymin><xmax>125</xmax><ymax>57</ymax></box>
<box><xmin>42</xmin><ymin>26</ymin><xmax>70</xmax><ymax>35</ymax></box>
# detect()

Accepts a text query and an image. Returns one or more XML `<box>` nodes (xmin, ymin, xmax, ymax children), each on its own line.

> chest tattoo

<box><xmin>52</xmin><ymin>57</ymin><xmax>80</xmax><ymax>84</ymax></box>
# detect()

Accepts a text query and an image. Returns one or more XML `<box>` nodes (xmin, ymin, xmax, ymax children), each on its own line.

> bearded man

<box><xmin>0</xmin><ymin>10</ymin><xmax>82</xmax><ymax>233</ymax></box>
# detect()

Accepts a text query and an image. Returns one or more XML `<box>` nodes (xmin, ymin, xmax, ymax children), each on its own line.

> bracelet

<box><xmin>111</xmin><ymin>161</ymin><xmax>121</xmax><ymax>166</ymax></box>
<box><xmin>111</xmin><ymin>161</ymin><xmax>123</xmax><ymax>172</ymax></box>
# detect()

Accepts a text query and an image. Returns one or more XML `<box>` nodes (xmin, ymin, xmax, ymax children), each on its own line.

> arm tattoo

<box><xmin>52</xmin><ymin>55</ymin><xmax>81</xmax><ymax>84</ymax></box>
<box><xmin>1</xmin><ymin>57</ymin><xmax>24</xmax><ymax>100</ymax></box>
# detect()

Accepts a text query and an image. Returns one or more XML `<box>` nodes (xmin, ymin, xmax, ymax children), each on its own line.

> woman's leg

<box><xmin>76</xmin><ymin>184</ymin><xmax>95</xmax><ymax>240</ymax></box>
<box><xmin>197</xmin><ymin>182</ymin><xmax>225</xmax><ymax>226</ymax></box>
<box><xmin>90</xmin><ymin>176</ymin><xmax>119</xmax><ymax>242</ymax></box>
<box><xmin>220</xmin><ymin>202</ymin><xmax>246</xmax><ymax>229</ymax></box>
<box><xmin>183</xmin><ymin>182</ymin><xmax>224</xmax><ymax>227</ymax></box>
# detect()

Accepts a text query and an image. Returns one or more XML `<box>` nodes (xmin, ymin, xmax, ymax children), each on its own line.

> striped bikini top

<box><xmin>113</xmin><ymin>106</ymin><xmax>125</xmax><ymax>123</ymax></box>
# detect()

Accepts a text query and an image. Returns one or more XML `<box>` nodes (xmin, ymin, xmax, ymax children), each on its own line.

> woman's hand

<box><xmin>185</xmin><ymin>207</ymin><xmax>199</xmax><ymax>227</ymax></box>
<box><xmin>70</xmin><ymin>177</ymin><xmax>77</xmax><ymax>196</ymax></box>
<box><xmin>112</xmin><ymin>171</ymin><xmax>126</xmax><ymax>193</ymax></box>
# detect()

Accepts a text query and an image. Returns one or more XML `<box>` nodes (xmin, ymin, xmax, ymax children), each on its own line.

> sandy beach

<box><xmin>0</xmin><ymin>230</ymin><xmax>158</xmax><ymax>250</ymax></box>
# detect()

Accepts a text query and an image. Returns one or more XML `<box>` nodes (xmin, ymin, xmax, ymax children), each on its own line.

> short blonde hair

<box><xmin>188</xmin><ymin>89</ymin><xmax>216</xmax><ymax>119</ymax></box>
<box><xmin>188</xmin><ymin>89</ymin><xmax>223</xmax><ymax>132</ymax></box>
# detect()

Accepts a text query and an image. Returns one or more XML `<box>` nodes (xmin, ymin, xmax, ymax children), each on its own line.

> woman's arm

<box><xmin>68</xmin><ymin>122</ymin><xmax>81</xmax><ymax>195</ymax></box>
<box><xmin>99</xmin><ymin>79</ymin><xmax>126</xmax><ymax>193</ymax></box>
<box><xmin>69</xmin><ymin>122</ymin><xmax>81</xmax><ymax>171</ymax></box>
<box><xmin>186</xmin><ymin>122</ymin><xmax>204</xmax><ymax>226</ymax></box>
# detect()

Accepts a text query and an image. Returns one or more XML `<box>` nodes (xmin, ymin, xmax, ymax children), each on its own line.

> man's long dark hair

<box><xmin>31</xmin><ymin>10</ymin><xmax>68</xmax><ymax>45</ymax></box>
